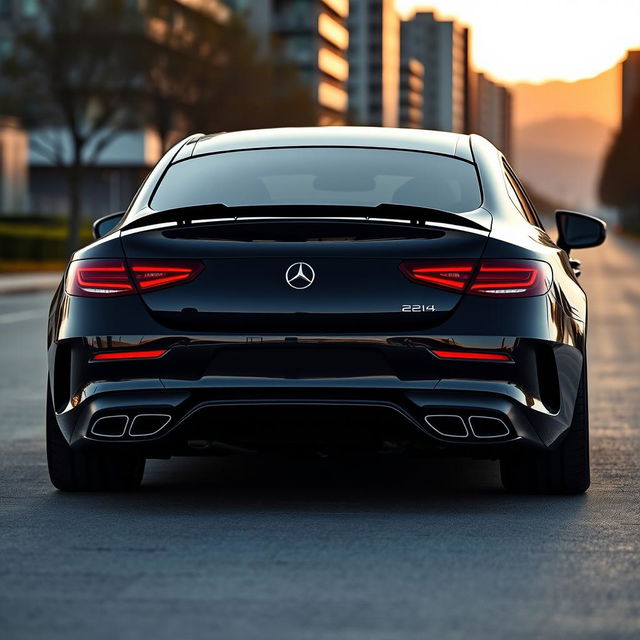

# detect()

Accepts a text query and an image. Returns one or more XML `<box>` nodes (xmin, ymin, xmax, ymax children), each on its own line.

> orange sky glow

<box><xmin>396</xmin><ymin>0</ymin><xmax>640</xmax><ymax>84</ymax></box>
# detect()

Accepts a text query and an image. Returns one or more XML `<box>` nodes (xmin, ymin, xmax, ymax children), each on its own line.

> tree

<box><xmin>599</xmin><ymin>92</ymin><xmax>640</xmax><ymax>211</ymax></box>
<box><xmin>3</xmin><ymin>0</ymin><xmax>140</xmax><ymax>254</ymax></box>
<box><xmin>3</xmin><ymin>0</ymin><xmax>317</xmax><ymax>254</ymax></box>
<box><xmin>188</xmin><ymin>16</ymin><xmax>317</xmax><ymax>133</ymax></box>
<box><xmin>142</xmin><ymin>11</ymin><xmax>317</xmax><ymax>140</ymax></box>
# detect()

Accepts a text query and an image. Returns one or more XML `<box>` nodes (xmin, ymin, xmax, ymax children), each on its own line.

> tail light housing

<box><xmin>469</xmin><ymin>261</ymin><xmax>551</xmax><ymax>297</ymax></box>
<box><xmin>431</xmin><ymin>349</ymin><xmax>512</xmax><ymax>362</ymax></box>
<box><xmin>66</xmin><ymin>259</ymin><xmax>203</xmax><ymax>297</ymax></box>
<box><xmin>398</xmin><ymin>261</ymin><xmax>474</xmax><ymax>291</ymax></box>
<box><xmin>66</xmin><ymin>260</ymin><xmax>134</xmax><ymax>297</ymax></box>
<box><xmin>400</xmin><ymin>259</ymin><xmax>551</xmax><ymax>298</ymax></box>
<box><xmin>129</xmin><ymin>261</ymin><xmax>204</xmax><ymax>290</ymax></box>
<box><xmin>92</xmin><ymin>349</ymin><xmax>167</xmax><ymax>361</ymax></box>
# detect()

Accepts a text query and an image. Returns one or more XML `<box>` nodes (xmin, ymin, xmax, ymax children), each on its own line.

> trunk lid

<box><xmin>120</xmin><ymin>212</ymin><xmax>490</xmax><ymax>332</ymax></box>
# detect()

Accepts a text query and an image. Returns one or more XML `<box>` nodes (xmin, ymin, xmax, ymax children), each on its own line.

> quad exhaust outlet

<box><xmin>90</xmin><ymin>413</ymin><xmax>171</xmax><ymax>438</ymax></box>
<box><xmin>424</xmin><ymin>414</ymin><xmax>510</xmax><ymax>439</ymax></box>
<box><xmin>90</xmin><ymin>410</ymin><xmax>510</xmax><ymax>442</ymax></box>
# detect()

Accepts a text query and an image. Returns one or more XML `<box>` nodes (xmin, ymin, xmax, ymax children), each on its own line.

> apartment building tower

<box><xmin>347</xmin><ymin>0</ymin><xmax>399</xmax><ymax>127</ymax></box>
<box><xmin>231</xmin><ymin>0</ymin><xmax>350</xmax><ymax>126</ymax></box>
<box><xmin>400</xmin><ymin>11</ymin><xmax>470</xmax><ymax>133</ymax></box>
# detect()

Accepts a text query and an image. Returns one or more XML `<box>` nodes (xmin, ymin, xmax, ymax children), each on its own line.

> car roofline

<box><xmin>186</xmin><ymin>127</ymin><xmax>474</xmax><ymax>162</ymax></box>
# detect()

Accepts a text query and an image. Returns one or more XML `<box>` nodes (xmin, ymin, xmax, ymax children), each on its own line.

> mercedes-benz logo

<box><xmin>285</xmin><ymin>262</ymin><xmax>315</xmax><ymax>289</ymax></box>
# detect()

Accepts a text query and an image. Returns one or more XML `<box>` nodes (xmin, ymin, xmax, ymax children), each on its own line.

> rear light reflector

<box><xmin>67</xmin><ymin>259</ymin><xmax>204</xmax><ymax>297</ymax></box>
<box><xmin>92</xmin><ymin>349</ymin><xmax>167</xmax><ymax>361</ymax></box>
<box><xmin>432</xmin><ymin>349</ymin><xmax>511</xmax><ymax>362</ymax></box>
<box><xmin>67</xmin><ymin>260</ymin><xmax>134</xmax><ymax>297</ymax></box>
<box><xmin>129</xmin><ymin>260</ymin><xmax>204</xmax><ymax>291</ymax></box>
<box><xmin>400</xmin><ymin>259</ymin><xmax>551</xmax><ymax>297</ymax></box>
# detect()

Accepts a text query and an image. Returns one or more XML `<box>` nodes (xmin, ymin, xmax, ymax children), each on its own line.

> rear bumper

<box><xmin>52</xmin><ymin>355</ymin><xmax>582</xmax><ymax>456</ymax></box>
<box><xmin>48</xmin><ymin>288</ymin><xmax>585</xmax><ymax>456</ymax></box>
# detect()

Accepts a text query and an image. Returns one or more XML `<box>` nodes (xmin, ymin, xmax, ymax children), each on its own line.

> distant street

<box><xmin>1</xmin><ymin>235</ymin><xmax>639</xmax><ymax>640</ymax></box>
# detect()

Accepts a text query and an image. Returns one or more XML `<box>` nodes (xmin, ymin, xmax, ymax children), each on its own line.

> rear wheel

<box><xmin>500</xmin><ymin>370</ymin><xmax>590</xmax><ymax>494</ymax></box>
<box><xmin>46</xmin><ymin>385</ymin><xmax>145</xmax><ymax>491</ymax></box>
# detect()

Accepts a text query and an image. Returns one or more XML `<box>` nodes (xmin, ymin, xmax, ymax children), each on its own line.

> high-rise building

<box><xmin>347</xmin><ymin>0</ymin><xmax>399</xmax><ymax>127</ymax></box>
<box><xmin>230</xmin><ymin>0</ymin><xmax>350</xmax><ymax>126</ymax></box>
<box><xmin>622</xmin><ymin>49</ymin><xmax>640</xmax><ymax>121</ymax></box>
<box><xmin>469</xmin><ymin>72</ymin><xmax>512</xmax><ymax>156</ymax></box>
<box><xmin>398</xmin><ymin>57</ymin><xmax>424</xmax><ymax>129</ymax></box>
<box><xmin>400</xmin><ymin>11</ymin><xmax>470</xmax><ymax>133</ymax></box>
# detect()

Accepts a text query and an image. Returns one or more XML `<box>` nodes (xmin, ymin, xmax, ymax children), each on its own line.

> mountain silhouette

<box><xmin>510</xmin><ymin>67</ymin><xmax>619</xmax><ymax>210</ymax></box>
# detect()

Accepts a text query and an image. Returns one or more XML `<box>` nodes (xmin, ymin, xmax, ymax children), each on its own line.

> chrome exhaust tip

<box><xmin>128</xmin><ymin>414</ymin><xmax>171</xmax><ymax>437</ymax></box>
<box><xmin>90</xmin><ymin>415</ymin><xmax>129</xmax><ymax>438</ymax></box>
<box><xmin>468</xmin><ymin>416</ymin><xmax>510</xmax><ymax>438</ymax></box>
<box><xmin>424</xmin><ymin>414</ymin><xmax>469</xmax><ymax>438</ymax></box>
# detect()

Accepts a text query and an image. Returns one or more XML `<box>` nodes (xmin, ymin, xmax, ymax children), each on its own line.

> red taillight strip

<box><xmin>470</xmin><ymin>266</ymin><xmax>538</xmax><ymax>292</ymax></box>
<box><xmin>408</xmin><ymin>266</ymin><xmax>474</xmax><ymax>289</ymax></box>
<box><xmin>431</xmin><ymin>349</ymin><xmax>512</xmax><ymax>362</ymax></box>
<box><xmin>129</xmin><ymin>261</ymin><xmax>203</xmax><ymax>291</ymax></box>
<box><xmin>92</xmin><ymin>349</ymin><xmax>167</xmax><ymax>361</ymax></box>
<box><xmin>399</xmin><ymin>259</ymin><xmax>551</xmax><ymax>297</ymax></box>
<box><xmin>399</xmin><ymin>262</ymin><xmax>475</xmax><ymax>291</ymax></box>
<box><xmin>72</xmin><ymin>262</ymin><xmax>134</xmax><ymax>294</ymax></box>
<box><xmin>67</xmin><ymin>259</ymin><xmax>204</xmax><ymax>297</ymax></box>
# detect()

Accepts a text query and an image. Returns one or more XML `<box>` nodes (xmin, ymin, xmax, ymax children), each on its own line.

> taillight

<box><xmin>66</xmin><ymin>259</ymin><xmax>203</xmax><ymax>297</ymax></box>
<box><xmin>92</xmin><ymin>349</ymin><xmax>167</xmax><ymax>361</ymax></box>
<box><xmin>431</xmin><ymin>349</ymin><xmax>512</xmax><ymax>362</ymax></box>
<box><xmin>399</xmin><ymin>259</ymin><xmax>551</xmax><ymax>298</ymax></box>
<box><xmin>129</xmin><ymin>260</ymin><xmax>204</xmax><ymax>291</ymax></box>
<box><xmin>66</xmin><ymin>260</ymin><xmax>134</xmax><ymax>297</ymax></box>
<box><xmin>399</xmin><ymin>261</ymin><xmax>475</xmax><ymax>290</ymax></box>
<box><xmin>469</xmin><ymin>260</ymin><xmax>551</xmax><ymax>297</ymax></box>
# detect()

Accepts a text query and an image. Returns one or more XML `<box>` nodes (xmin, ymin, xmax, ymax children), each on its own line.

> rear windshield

<box><xmin>150</xmin><ymin>147</ymin><xmax>482</xmax><ymax>213</ymax></box>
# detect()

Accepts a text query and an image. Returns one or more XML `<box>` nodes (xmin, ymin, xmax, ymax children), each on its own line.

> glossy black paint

<box><xmin>48</xmin><ymin>127</ymin><xmax>604</xmax><ymax>459</ymax></box>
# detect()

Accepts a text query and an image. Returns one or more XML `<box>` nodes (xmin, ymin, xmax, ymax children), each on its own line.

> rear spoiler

<box><xmin>121</xmin><ymin>203</ymin><xmax>491</xmax><ymax>233</ymax></box>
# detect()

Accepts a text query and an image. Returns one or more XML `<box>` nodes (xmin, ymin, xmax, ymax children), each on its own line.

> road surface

<box><xmin>1</xmin><ymin>235</ymin><xmax>639</xmax><ymax>639</ymax></box>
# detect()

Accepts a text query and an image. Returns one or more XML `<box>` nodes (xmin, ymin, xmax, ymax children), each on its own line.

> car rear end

<box><xmin>49</xmin><ymin>216</ymin><xmax>582</xmax><ymax>459</ymax></box>
<box><xmin>47</xmin><ymin>130</ymin><xmax>587</xmax><ymax>488</ymax></box>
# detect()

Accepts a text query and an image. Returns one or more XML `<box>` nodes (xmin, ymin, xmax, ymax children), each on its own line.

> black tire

<box><xmin>46</xmin><ymin>385</ymin><xmax>145</xmax><ymax>491</ymax></box>
<box><xmin>500</xmin><ymin>369</ymin><xmax>590</xmax><ymax>494</ymax></box>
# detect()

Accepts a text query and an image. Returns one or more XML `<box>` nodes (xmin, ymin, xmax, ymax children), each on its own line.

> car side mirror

<box><xmin>93</xmin><ymin>211</ymin><xmax>125</xmax><ymax>240</ymax></box>
<box><xmin>555</xmin><ymin>210</ymin><xmax>606</xmax><ymax>254</ymax></box>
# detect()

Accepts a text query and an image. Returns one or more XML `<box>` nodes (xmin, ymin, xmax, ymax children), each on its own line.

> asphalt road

<box><xmin>1</xmin><ymin>235</ymin><xmax>639</xmax><ymax>640</ymax></box>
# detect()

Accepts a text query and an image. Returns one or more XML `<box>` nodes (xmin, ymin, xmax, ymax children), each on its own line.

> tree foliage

<box><xmin>3</xmin><ymin>0</ymin><xmax>143</xmax><ymax>252</ymax></box>
<box><xmin>185</xmin><ymin>16</ymin><xmax>317</xmax><ymax>133</ymax></box>
<box><xmin>140</xmin><ymin>9</ymin><xmax>316</xmax><ymax>145</ymax></box>
<box><xmin>2</xmin><ymin>0</ymin><xmax>316</xmax><ymax>252</ymax></box>
<box><xmin>599</xmin><ymin>92</ymin><xmax>640</xmax><ymax>208</ymax></box>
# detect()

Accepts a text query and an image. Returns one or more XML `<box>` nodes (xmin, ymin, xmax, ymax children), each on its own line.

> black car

<box><xmin>46</xmin><ymin>127</ymin><xmax>606</xmax><ymax>493</ymax></box>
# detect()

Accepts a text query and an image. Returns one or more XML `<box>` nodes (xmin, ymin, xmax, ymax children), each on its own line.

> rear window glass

<box><xmin>150</xmin><ymin>147</ymin><xmax>482</xmax><ymax>213</ymax></box>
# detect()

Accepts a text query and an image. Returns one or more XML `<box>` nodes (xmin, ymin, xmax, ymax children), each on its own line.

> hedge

<box><xmin>0</xmin><ymin>220</ymin><xmax>93</xmax><ymax>261</ymax></box>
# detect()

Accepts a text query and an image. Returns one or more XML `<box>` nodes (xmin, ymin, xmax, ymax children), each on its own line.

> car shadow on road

<box><xmin>47</xmin><ymin>453</ymin><xmax>590</xmax><ymax>518</ymax></box>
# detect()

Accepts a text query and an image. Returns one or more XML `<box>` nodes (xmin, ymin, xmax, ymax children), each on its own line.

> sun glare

<box><xmin>396</xmin><ymin>0</ymin><xmax>640</xmax><ymax>84</ymax></box>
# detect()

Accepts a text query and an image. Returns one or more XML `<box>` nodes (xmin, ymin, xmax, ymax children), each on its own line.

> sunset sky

<box><xmin>396</xmin><ymin>0</ymin><xmax>640</xmax><ymax>84</ymax></box>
